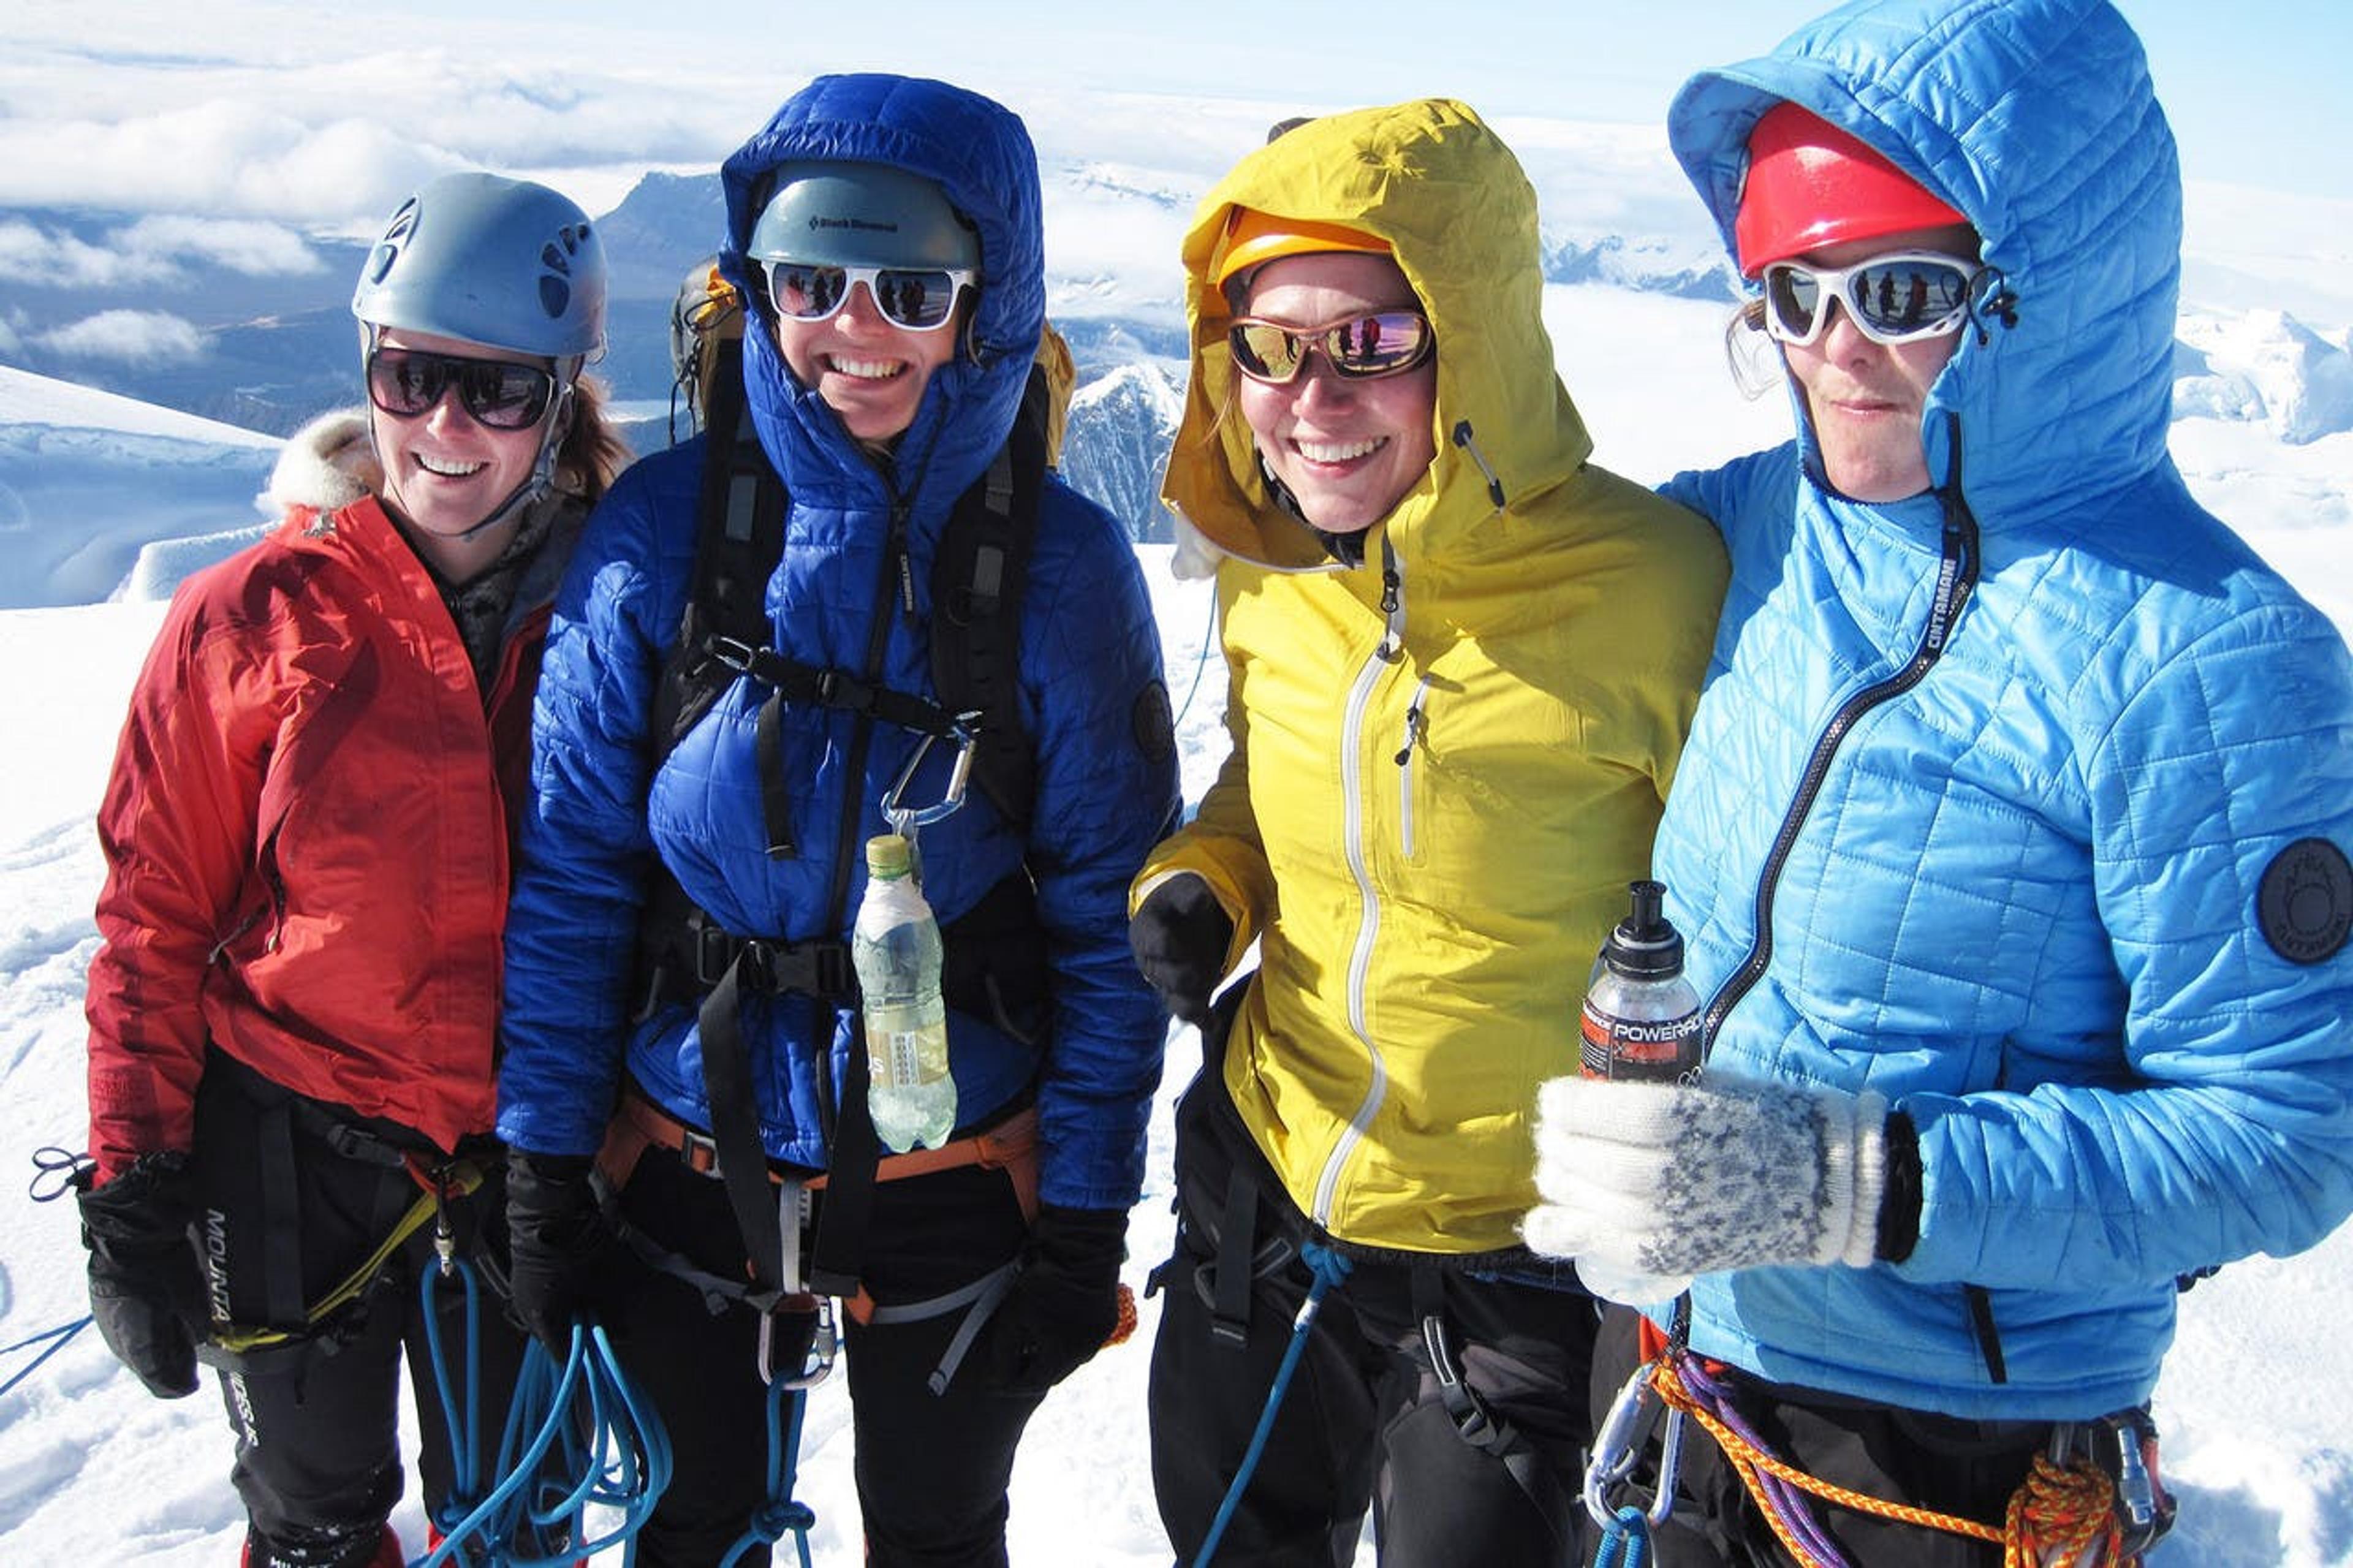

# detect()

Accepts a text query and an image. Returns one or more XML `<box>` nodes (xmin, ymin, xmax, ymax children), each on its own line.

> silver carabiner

<box><xmin>880</xmin><ymin>719</ymin><xmax>980</xmax><ymax>841</ymax></box>
<box><xmin>757</xmin><ymin>1292</ymin><xmax>838</xmax><ymax>1392</ymax></box>
<box><xmin>1585</xmin><ymin>1356</ymin><xmax>1686</xmax><ymax>1529</ymax></box>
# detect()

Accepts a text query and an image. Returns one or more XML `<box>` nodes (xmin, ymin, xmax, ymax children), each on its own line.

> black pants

<box><xmin>604</xmin><ymin>1144</ymin><xmax>1047</xmax><ymax>1567</ymax></box>
<box><xmin>189</xmin><ymin>1056</ymin><xmax>529</xmax><ymax>1568</ymax></box>
<box><xmin>1588</xmin><ymin>1306</ymin><xmax>2063</xmax><ymax>1567</ymax></box>
<box><xmin>1148</xmin><ymin>1062</ymin><xmax>1599</xmax><ymax>1567</ymax></box>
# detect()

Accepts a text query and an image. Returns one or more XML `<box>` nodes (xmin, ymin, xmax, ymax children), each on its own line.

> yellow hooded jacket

<box><xmin>1140</xmin><ymin>99</ymin><xmax>1728</xmax><ymax>1256</ymax></box>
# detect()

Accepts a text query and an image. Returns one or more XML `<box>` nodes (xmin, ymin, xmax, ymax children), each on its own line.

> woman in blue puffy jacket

<box><xmin>492</xmin><ymin>74</ymin><xmax>1180</xmax><ymax>1566</ymax></box>
<box><xmin>1524</xmin><ymin>1</ymin><xmax>2353</xmax><ymax>1561</ymax></box>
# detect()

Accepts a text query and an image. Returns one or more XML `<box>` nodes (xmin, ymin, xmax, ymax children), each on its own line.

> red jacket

<box><xmin>86</xmin><ymin>428</ymin><xmax>572</xmax><ymax>1178</ymax></box>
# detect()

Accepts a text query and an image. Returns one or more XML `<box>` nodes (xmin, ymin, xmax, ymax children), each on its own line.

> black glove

<box><xmin>971</xmin><ymin>1204</ymin><xmax>1129</xmax><ymax>1396</ymax></box>
<box><xmin>502</xmin><ymin>1150</ymin><xmax>622</xmax><ymax>1350</ymax></box>
<box><xmin>1129</xmin><ymin>874</ymin><xmax>1233</xmax><ymax>1030</ymax></box>
<box><xmin>74</xmin><ymin>1151</ymin><xmax>205</xmax><ymax>1399</ymax></box>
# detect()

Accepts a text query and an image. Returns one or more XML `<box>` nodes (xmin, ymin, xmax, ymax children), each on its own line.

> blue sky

<box><xmin>494</xmin><ymin>0</ymin><xmax>2351</xmax><ymax>202</ymax></box>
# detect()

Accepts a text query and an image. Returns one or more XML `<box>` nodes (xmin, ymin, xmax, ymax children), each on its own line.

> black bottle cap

<box><xmin>1602</xmin><ymin>879</ymin><xmax>1684</xmax><ymax>980</ymax></box>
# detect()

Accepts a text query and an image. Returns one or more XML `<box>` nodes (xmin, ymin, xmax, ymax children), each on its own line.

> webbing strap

<box><xmin>1210</xmin><ymin>1168</ymin><xmax>1259</xmax><ymax>1349</ymax></box>
<box><xmin>698</xmin><ymin>954</ymin><xmax>787</xmax><ymax>1302</ymax></box>
<box><xmin>755</xmin><ymin>694</ymin><xmax>797</xmax><ymax>859</ymax></box>
<box><xmin>806</xmin><ymin>1040</ymin><xmax>879</xmax><ymax>1299</ymax></box>
<box><xmin>254</xmin><ymin>1099</ymin><xmax>306</xmax><ymax>1333</ymax></box>
<box><xmin>1411</xmin><ymin>1269</ymin><xmax>1580</xmax><ymax>1553</ymax></box>
<box><xmin>865</xmin><ymin>1258</ymin><xmax>1022</xmax><ymax>1396</ymax></box>
<box><xmin>718</xmin><ymin>642</ymin><xmax>969</xmax><ymax>744</ymax></box>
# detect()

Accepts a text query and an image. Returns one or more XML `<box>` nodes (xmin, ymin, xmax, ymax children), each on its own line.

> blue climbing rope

<box><xmin>1169</xmin><ymin>578</ymin><xmax>1219</xmax><ymax>733</ymax></box>
<box><xmin>1191</xmin><ymin>1239</ymin><xmax>1355</xmax><ymax>1568</ymax></box>
<box><xmin>0</xmin><ymin>1314</ymin><xmax>93</xmax><ymax>1399</ymax></box>
<box><xmin>414</xmin><ymin>1262</ymin><xmax>672</xmax><ymax>1566</ymax></box>
<box><xmin>718</xmin><ymin>1375</ymin><xmax>819</xmax><ymax>1568</ymax></box>
<box><xmin>1591</xmin><ymin>1504</ymin><xmax>1656</xmax><ymax>1567</ymax></box>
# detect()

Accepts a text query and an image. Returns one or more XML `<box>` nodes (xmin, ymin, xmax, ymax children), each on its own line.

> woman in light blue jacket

<box><xmin>1525</xmin><ymin>0</ymin><xmax>2353</xmax><ymax>1560</ymax></box>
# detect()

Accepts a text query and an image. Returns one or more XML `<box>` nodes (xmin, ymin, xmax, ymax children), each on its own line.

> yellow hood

<box><xmin>1164</xmin><ymin>99</ymin><xmax>1593</xmax><ymax>570</ymax></box>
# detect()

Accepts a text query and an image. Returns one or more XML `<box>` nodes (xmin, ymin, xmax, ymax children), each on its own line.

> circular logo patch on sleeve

<box><xmin>1133</xmin><ymin>678</ymin><xmax>1176</xmax><ymax>765</ymax></box>
<box><xmin>2257</xmin><ymin>837</ymin><xmax>2353</xmax><ymax>964</ymax></box>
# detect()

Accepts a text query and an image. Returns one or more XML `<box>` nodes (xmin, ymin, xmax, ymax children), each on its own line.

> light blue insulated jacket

<box><xmin>496</xmin><ymin>75</ymin><xmax>1181</xmax><ymax>1212</ymax></box>
<box><xmin>1656</xmin><ymin>0</ymin><xmax>2353</xmax><ymax>1419</ymax></box>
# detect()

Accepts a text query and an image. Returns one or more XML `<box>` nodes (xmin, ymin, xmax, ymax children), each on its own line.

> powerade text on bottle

<box><xmin>851</xmin><ymin>833</ymin><xmax>956</xmax><ymax>1152</ymax></box>
<box><xmin>1580</xmin><ymin>879</ymin><xmax>1702</xmax><ymax>1083</ymax></box>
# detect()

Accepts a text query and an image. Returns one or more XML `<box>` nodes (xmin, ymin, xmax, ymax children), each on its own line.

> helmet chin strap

<box><xmin>408</xmin><ymin>376</ymin><xmax>577</xmax><ymax>544</ymax></box>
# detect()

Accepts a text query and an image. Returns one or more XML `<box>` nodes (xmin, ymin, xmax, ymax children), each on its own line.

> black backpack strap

<box><xmin>651</xmin><ymin>345</ymin><xmax>786</xmax><ymax>753</ymax></box>
<box><xmin>931</xmin><ymin>363</ymin><xmax>1050</xmax><ymax>828</ymax></box>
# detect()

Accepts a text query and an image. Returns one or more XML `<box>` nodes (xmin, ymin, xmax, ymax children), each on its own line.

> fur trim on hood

<box><xmin>267</xmin><ymin>409</ymin><xmax>381</xmax><ymax>515</ymax></box>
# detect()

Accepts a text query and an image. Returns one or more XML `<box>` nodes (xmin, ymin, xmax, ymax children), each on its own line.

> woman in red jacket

<box><xmin>75</xmin><ymin>171</ymin><xmax>626</xmax><ymax>1568</ymax></box>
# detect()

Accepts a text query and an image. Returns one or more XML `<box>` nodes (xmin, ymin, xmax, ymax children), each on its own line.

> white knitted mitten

<box><xmin>1522</xmin><ymin>1075</ymin><xmax>1887</xmax><ymax>1287</ymax></box>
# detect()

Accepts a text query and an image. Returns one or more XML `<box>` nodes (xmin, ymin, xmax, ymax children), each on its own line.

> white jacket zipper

<box><xmin>1312</xmin><ymin>545</ymin><xmax>1409</xmax><ymax>1227</ymax></box>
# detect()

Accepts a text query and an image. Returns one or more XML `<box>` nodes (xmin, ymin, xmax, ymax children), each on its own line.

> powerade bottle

<box><xmin>1575</xmin><ymin>879</ymin><xmax>1702</xmax><ymax>1305</ymax></box>
<box><xmin>851</xmin><ymin>833</ymin><xmax>956</xmax><ymax>1153</ymax></box>
<box><xmin>1580</xmin><ymin>880</ymin><xmax>1702</xmax><ymax>1083</ymax></box>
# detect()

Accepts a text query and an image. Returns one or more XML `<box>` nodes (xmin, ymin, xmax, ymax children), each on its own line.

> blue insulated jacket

<box><xmin>1656</xmin><ymin>0</ymin><xmax>2353</xmax><ymax>1420</ymax></box>
<box><xmin>496</xmin><ymin>75</ymin><xmax>1181</xmax><ymax>1211</ymax></box>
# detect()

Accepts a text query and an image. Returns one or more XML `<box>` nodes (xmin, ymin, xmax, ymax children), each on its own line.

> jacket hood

<box><xmin>718</xmin><ymin>74</ymin><xmax>1044</xmax><ymax>515</ymax></box>
<box><xmin>1163</xmin><ymin>99</ymin><xmax>1594</xmax><ymax>570</ymax></box>
<box><xmin>1668</xmin><ymin>0</ymin><xmax>2180</xmax><ymax>529</ymax></box>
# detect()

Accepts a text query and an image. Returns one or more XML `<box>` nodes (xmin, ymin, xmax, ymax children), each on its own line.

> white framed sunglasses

<box><xmin>763</xmin><ymin>260</ymin><xmax>976</xmax><ymax>332</ymax></box>
<box><xmin>1761</xmin><ymin>251</ymin><xmax>1981</xmax><ymax>347</ymax></box>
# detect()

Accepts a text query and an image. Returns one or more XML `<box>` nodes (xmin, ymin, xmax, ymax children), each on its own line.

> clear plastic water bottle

<box><xmin>1575</xmin><ymin>879</ymin><xmax>1702</xmax><ymax>1305</ymax></box>
<box><xmin>851</xmin><ymin>833</ymin><xmax>956</xmax><ymax>1152</ymax></box>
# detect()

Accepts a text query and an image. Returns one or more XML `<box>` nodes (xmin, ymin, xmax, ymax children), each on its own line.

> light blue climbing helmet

<box><xmin>352</xmin><ymin>172</ymin><xmax>607</xmax><ymax>532</ymax></box>
<box><xmin>746</xmin><ymin>161</ymin><xmax>981</xmax><ymax>273</ymax></box>
<box><xmin>353</xmin><ymin>170</ymin><xmax>607</xmax><ymax>365</ymax></box>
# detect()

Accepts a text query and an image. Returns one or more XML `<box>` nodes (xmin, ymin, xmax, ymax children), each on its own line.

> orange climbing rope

<box><xmin>1648</xmin><ymin>1352</ymin><xmax>2125</xmax><ymax>1568</ymax></box>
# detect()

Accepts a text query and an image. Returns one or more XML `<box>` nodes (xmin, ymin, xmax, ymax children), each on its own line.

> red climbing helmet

<box><xmin>1733</xmin><ymin>102</ymin><xmax>1967</xmax><ymax>278</ymax></box>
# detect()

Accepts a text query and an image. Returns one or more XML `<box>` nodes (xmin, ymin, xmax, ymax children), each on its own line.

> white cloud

<box><xmin>37</xmin><ymin>309</ymin><xmax>205</xmax><ymax>364</ymax></box>
<box><xmin>0</xmin><ymin>218</ymin><xmax>173</xmax><ymax>288</ymax></box>
<box><xmin>117</xmin><ymin>216</ymin><xmax>325</xmax><ymax>278</ymax></box>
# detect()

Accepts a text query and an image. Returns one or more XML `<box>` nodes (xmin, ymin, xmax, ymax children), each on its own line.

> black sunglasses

<box><xmin>366</xmin><ymin>347</ymin><xmax>556</xmax><ymax>431</ymax></box>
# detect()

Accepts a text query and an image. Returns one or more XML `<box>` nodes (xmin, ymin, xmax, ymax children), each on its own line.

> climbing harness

<box><xmin>202</xmin><ymin>1155</ymin><xmax>488</xmax><ymax>1360</ymax></box>
<box><xmin>1411</xmin><ymin>1267</ymin><xmax>1583</xmax><ymax>1553</ymax></box>
<box><xmin>1191</xmin><ymin>1239</ymin><xmax>1355</xmax><ymax>1568</ymax></box>
<box><xmin>1585</xmin><ymin>1335</ymin><xmax>2169</xmax><ymax>1568</ymax></box>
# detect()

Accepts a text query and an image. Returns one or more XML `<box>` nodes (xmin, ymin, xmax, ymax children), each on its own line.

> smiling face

<box><xmin>370</xmin><ymin>328</ymin><xmax>554</xmax><ymax>581</ymax></box>
<box><xmin>1233</xmin><ymin>252</ymin><xmax>1438</xmax><ymax>536</ymax></box>
<box><xmin>773</xmin><ymin>282</ymin><xmax>961</xmax><ymax>449</ymax></box>
<box><xmin>1779</xmin><ymin>224</ymin><xmax>1974</xmax><ymax>502</ymax></box>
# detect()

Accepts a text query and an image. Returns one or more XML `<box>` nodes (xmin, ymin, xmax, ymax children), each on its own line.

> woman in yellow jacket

<box><xmin>1129</xmin><ymin>100</ymin><xmax>1727</xmax><ymax>1565</ymax></box>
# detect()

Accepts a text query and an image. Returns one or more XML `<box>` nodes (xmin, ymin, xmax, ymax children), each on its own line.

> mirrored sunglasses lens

<box><xmin>1230</xmin><ymin>322</ymin><xmax>1306</xmax><ymax>382</ymax></box>
<box><xmin>369</xmin><ymin>351</ymin><xmax>447</xmax><ymax>416</ymax></box>
<box><xmin>1765</xmin><ymin>267</ymin><xmax>1823</xmax><ymax>343</ymax></box>
<box><xmin>1326</xmin><ymin>312</ymin><xmax>1429</xmax><ymax>376</ymax></box>
<box><xmin>1848</xmin><ymin>259</ymin><xmax>1971</xmax><ymax>338</ymax></box>
<box><xmin>457</xmin><ymin>362</ymin><xmax>554</xmax><ymax>428</ymax></box>
<box><xmin>771</xmin><ymin>263</ymin><xmax>847</xmax><ymax>320</ymax></box>
<box><xmin>874</xmin><ymin>269</ymin><xmax>958</xmax><ymax>330</ymax></box>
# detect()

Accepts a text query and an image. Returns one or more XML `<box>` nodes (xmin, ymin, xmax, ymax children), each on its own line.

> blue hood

<box><xmin>718</xmin><ymin>73</ymin><xmax>1046</xmax><ymax>518</ymax></box>
<box><xmin>1669</xmin><ymin>0</ymin><xmax>2181</xmax><ymax>531</ymax></box>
